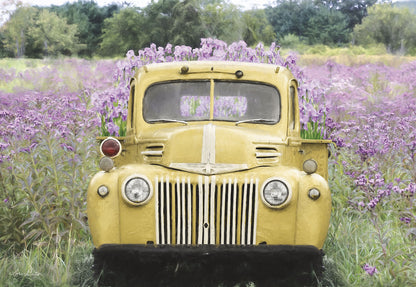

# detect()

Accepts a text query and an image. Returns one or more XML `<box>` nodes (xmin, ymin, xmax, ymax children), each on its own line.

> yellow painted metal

<box><xmin>87</xmin><ymin>61</ymin><xmax>331</xmax><ymax>250</ymax></box>
<box><xmin>87</xmin><ymin>171</ymin><xmax>121</xmax><ymax>247</ymax></box>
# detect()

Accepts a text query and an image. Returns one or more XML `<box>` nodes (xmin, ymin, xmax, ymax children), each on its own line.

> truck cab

<box><xmin>87</xmin><ymin>61</ymin><xmax>331</xmax><ymax>285</ymax></box>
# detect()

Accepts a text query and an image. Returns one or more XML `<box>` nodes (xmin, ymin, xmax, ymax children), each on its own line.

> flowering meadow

<box><xmin>308</xmin><ymin>58</ymin><xmax>416</xmax><ymax>286</ymax></box>
<box><xmin>1</xmin><ymin>39</ymin><xmax>416</xmax><ymax>286</ymax></box>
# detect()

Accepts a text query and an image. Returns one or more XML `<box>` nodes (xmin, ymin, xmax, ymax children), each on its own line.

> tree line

<box><xmin>1</xmin><ymin>0</ymin><xmax>416</xmax><ymax>58</ymax></box>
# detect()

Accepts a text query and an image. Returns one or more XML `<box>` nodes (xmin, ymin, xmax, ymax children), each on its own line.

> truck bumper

<box><xmin>93</xmin><ymin>244</ymin><xmax>324</xmax><ymax>286</ymax></box>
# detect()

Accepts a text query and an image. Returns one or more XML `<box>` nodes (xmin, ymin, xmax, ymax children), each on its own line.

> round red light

<box><xmin>101</xmin><ymin>138</ymin><xmax>121</xmax><ymax>157</ymax></box>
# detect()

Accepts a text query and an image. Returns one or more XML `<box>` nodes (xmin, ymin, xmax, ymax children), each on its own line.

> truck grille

<box><xmin>155</xmin><ymin>176</ymin><xmax>258</xmax><ymax>245</ymax></box>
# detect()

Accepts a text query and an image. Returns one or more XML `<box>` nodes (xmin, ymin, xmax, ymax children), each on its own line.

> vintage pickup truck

<box><xmin>87</xmin><ymin>61</ymin><xmax>331</xmax><ymax>285</ymax></box>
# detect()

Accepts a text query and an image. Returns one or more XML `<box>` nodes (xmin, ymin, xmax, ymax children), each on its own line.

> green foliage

<box><xmin>242</xmin><ymin>9</ymin><xmax>276</xmax><ymax>46</ymax></box>
<box><xmin>199</xmin><ymin>0</ymin><xmax>243</xmax><ymax>43</ymax></box>
<box><xmin>265</xmin><ymin>0</ymin><xmax>307</xmax><ymax>40</ymax></box>
<box><xmin>301</xmin><ymin>121</ymin><xmax>326</xmax><ymax>140</ymax></box>
<box><xmin>100</xmin><ymin>0</ymin><xmax>187</xmax><ymax>56</ymax></box>
<box><xmin>0</xmin><ymin>134</ymin><xmax>97</xmax><ymax>253</ymax></box>
<box><xmin>305</xmin><ymin>7</ymin><xmax>350</xmax><ymax>45</ymax></box>
<box><xmin>266</xmin><ymin>0</ymin><xmax>378</xmax><ymax>46</ymax></box>
<box><xmin>141</xmin><ymin>0</ymin><xmax>180</xmax><ymax>47</ymax></box>
<box><xmin>29</xmin><ymin>10</ymin><xmax>84</xmax><ymax>57</ymax></box>
<box><xmin>171</xmin><ymin>0</ymin><xmax>207</xmax><ymax>47</ymax></box>
<box><xmin>279</xmin><ymin>33</ymin><xmax>304</xmax><ymax>49</ymax></box>
<box><xmin>325</xmin><ymin>151</ymin><xmax>416</xmax><ymax>286</ymax></box>
<box><xmin>0</xmin><ymin>242</ymin><xmax>97</xmax><ymax>286</ymax></box>
<box><xmin>1</xmin><ymin>6</ymin><xmax>37</xmax><ymax>57</ymax></box>
<box><xmin>314</xmin><ymin>0</ymin><xmax>378</xmax><ymax>30</ymax></box>
<box><xmin>1</xmin><ymin>7</ymin><xmax>84</xmax><ymax>58</ymax></box>
<box><xmin>0</xmin><ymin>57</ymin><xmax>113</xmax><ymax>286</ymax></box>
<box><xmin>0</xmin><ymin>32</ymin><xmax>13</xmax><ymax>58</ymax></box>
<box><xmin>49</xmin><ymin>1</ymin><xmax>120</xmax><ymax>58</ymax></box>
<box><xmin>99</xmin><ymin>8</ymin><xmax>148</xmax><ymax>57</ymax></box>
<box><xmin>4</xmin><ymin>0</ymin><xmax>416</xmax><ymax>59</ymax></box>
<box><xmin>354</xmin><ymin>4</ymin><xmax>416</xmax><ymax>54</ymax></box>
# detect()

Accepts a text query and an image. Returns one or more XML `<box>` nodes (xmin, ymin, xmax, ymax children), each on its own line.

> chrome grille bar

<box><xmin>197</xmin><ymin>176</ymin><xmax>203</xmax><ymax>244</ymax></box>
<box><xmin>187</xmin><ymin>178</ymin><xmax>192</xmax><ymax>244</ymax></box>
<box><xmin>232</xmin><ymin>178</ymin><xmax>237</xmax><ymax>244</ymax></box>
<box><xmin>210</xmin><ymin>176</ymin><xmax>216</xmax><ymax>244</ymax></box>
<box><xmin>241</xmin><ymin>179</ymin><xmax>248</xmax><ymax>245</ymax></box>
<box><xmin>176</xmin><ymin>177</ymin><xmax>181</xmax><ymax>244</ymax></box>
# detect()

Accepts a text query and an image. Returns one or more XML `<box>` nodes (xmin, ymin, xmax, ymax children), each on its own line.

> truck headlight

<box><xmin>122</xmin><ymin>176</ymin><xmax>152</xmax><ymax>205</ymax></box>
<box><xmin>261</xmin><ymin>178</ymin><xmax>292</xmax><ymax>208</ymax></box>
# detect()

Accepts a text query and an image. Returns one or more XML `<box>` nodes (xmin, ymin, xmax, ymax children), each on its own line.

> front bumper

<box><xmin>93</xmin><ymin>244</ymin><xmax>324</xmax><ymax>286</ymax></box>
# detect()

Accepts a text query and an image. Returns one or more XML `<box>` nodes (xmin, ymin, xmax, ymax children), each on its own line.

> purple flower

<box><xmin>126</xmin><ymin>50</ymin><xmax>135</xmax><ymax>59</ymax></box>
<box><xmin>363</xmin><ymin>264</ymin><xmax>378</xmax><ymax>276</ymax></box>
<box><xmin>60</xmin><ymin>143</ymin><xmax>75</xmax><ymax>152</ymax></box>
<box><xmin>367</xmin><ymin>198</ymin><xmax>379</xmax><ymax>209</ymax></box>
<box><xmin>3</xmin><ymin>198</ymin><xmax>8</xmax><ymax>203</ymax></box>
<box><xmin>354</xmin><ymin>174</ymin><xmax>368</xmax><ymax>187</ymax></box>
<box><xmin>106</xmin><ymin>121</ymin><xmax>120</xmax><ymax>136</ymax></box>
<box><xmin>400</xmin><ymin>217</ymin><xmax>412</xmax><ymax>224</ymax></box>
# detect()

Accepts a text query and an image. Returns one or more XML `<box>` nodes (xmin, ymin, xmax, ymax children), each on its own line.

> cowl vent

<box><xmin>142</xmin><ymin>144</ymin><xmax>164</xmax><ymax>161</ymax></box>
<box><xmin>255</xmin><ymin>146</ymin><xmax>281</xmax><ymax>164</ymax></box>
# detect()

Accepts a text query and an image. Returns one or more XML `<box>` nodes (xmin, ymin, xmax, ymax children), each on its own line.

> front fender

<box><xmin>295</xmin><ymin>173</ymin><xmax>331</xmax><ymax>248</ymax></box>
<box><xmin>87</xmin><ymin>170</ymin><xmax>121</xmax><ymax>247</ymax></box>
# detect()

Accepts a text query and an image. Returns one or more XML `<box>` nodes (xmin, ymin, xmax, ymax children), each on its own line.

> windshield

<box><xmin>143</xmin><ymin>80</ymin><xmax>280</xmax><ymax>124</ymax></box>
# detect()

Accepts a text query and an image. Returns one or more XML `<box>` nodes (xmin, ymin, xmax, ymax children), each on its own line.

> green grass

<box><xmin>0</xmin><ymin>242</ymin><xmax>97</xmax><ymax>287</ymax></box>
<box><xmin>280</xmin><ymin>44</ymin><xmax>416</xmax><ymax>67</ymax></box>
<box><xmin>321</xmin><ymin>151</ymin><xmax>416</xmax><ymax>287</ymax></box>
<box><xmin>0</xmin><ymin>58</ymin><xmax>46</xmax><ymax>71</ymax></box>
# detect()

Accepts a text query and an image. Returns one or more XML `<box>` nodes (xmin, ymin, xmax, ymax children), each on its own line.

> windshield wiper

<box><xmin>148</xmin><ymin>119</ymin><xmax>188</xmax><ymax>125</ymax></box>
<box><xmin>235</xmin><ymin>118</ymin><xmax>276</xmax><ymax>126</ymax></box>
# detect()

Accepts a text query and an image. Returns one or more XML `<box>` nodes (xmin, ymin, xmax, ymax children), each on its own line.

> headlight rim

<box><xmin>261</xmin><ymin>177</ymin><xmax>292</xmax><ymax>209</ymax></box>
<box><xmin>121</xmin><ymin>174</ymin><xmax>153</xmax><ymax>206</ymax></box>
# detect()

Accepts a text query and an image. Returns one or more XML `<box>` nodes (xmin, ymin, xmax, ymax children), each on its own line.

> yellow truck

<box><xmin>87</xmin><ymin>61</ymin><xmax>331</xmax><ymax>286</ymax></box>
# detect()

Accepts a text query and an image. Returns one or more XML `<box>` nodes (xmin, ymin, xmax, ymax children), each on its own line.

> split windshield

<box><xmin>143</xmin><ymin>80</ymin><xmax>281</xmax><ymax>124</ymax></box>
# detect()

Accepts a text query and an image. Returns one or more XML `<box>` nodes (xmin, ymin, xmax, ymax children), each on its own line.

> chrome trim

<box><xmin>255</xmin><ymin>152</ymin><xmax>282</xmax><ymax>157</ymax></box>
<box><xmin>202</xmin><ymin>124</ymin><xmax>215</xmax><ymax>166</ymax></box>
<box><xmin>155</xmin><ymin>176</ymin><xmax>160</xmax><ymax>244</ymax></box>
<box><xmin>141</xmin><ymin>150</ymin><xmax>164</xmax><ymax>156</ymax></box>
<box><xmin>169</xmin><ymin>162</ymin><xmax>249</xmax><ymax>175</ymax></box>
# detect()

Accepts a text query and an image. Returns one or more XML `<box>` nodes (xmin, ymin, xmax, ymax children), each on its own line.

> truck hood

<box><xmin>139</xmin><ymin>124</ymin><xmax>283</xmax><ymax>175</ymax></box>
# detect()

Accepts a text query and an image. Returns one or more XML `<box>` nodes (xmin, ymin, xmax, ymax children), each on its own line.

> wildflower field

<box><xmin>1</xmin><ymin>39</ymin><xmax>416</xmax><ymax>286</ymax></box>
